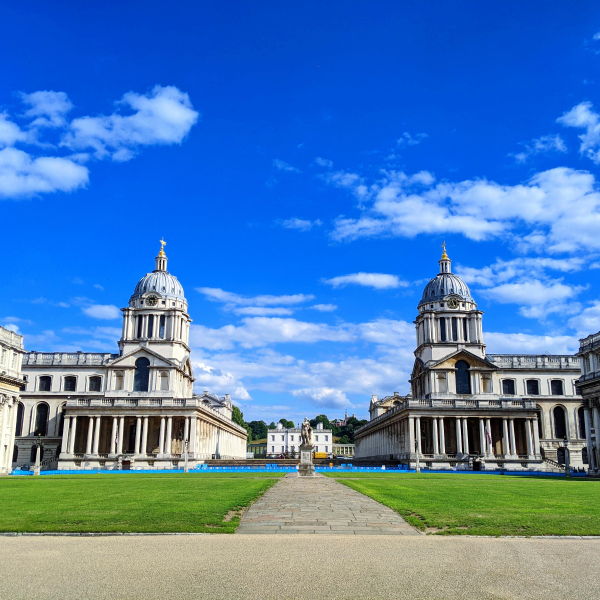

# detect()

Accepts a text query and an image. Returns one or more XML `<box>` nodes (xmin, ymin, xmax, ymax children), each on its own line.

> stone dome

<box><xmin>419</xmin><ymin>273</ymin><xmax>473</xmax><ymax>306</ymax></box>
<box><xmin>130</xmin><ymin>270</ymin><xmax>185</xmax><ymax>302</ymax></box>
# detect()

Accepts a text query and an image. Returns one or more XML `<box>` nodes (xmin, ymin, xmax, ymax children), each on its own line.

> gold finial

<box><xmin>441</xmin><ymin>240</ymin><xmax>449</xmax><ymax>260</ymax></box>
<box><xmin>158</xmin><ymin>238</ymin><xmax>167</xmax><ymax>257</ymax></box>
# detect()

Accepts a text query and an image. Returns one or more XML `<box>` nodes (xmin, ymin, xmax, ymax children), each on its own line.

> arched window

<box><xmin>15</xmin><ymin>402</ymin><xmax>24</xmax><ymax>436</ymax></box>
<box><xmin>89</xmin><ymin>376</ymin><xmax>102</xmax><ymax>392</ymax></box>
<box><xmin>578</xmin><ymin>407</ymin><xmax>586</xmax><ymax>439</ymax></box>
<box><xmin>134</xmin><ymin>357</ymin><xmax>150</xmax><ymax>392</ymax></box>
<box><xmin>159</xmin><ymin>371</ymin><xmax>169</xmax><ymax>391</ymax></box>
<box><xmin>535</xmin><ymin>405</ymin><xmax>544</xmax><ymax>439</ymax></box>
<box><xmin>34</xmin><ymin>403</ymin><xmax>49</xmax><ymax>436</ymax></box>
<box><xmin>553</xmin><ymin>406</ymin><xmax>567</xmax><ymax>439</ymax></box>
<box><xmin>57</xmin><ymin>404</ymin><xmax>66</xmax><ymax>437</ymax></box>
<box><xmin>64</xmin><ymin>376</ymin><xmax>76</xmax><ymax>392</ymax></box>
<box><xmin>455</xmin><ymin>360</ymin><xmax>471</xmax><ymax>394</ymax></box>
<box><xmin>38</xmin><ymin>376</ymin><xmax>51</xmax><ymax>392</ymax></box>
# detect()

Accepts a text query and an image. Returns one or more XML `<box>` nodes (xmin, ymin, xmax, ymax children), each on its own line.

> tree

<box><xmin>248</xmin><ymin>420</ymin><xmax>268</xmax><ymax>441</ymax></box>
<box><xmin>231</xmin><ymin>406</ymin><xmax>247</xmax><ymax>428</ymax></box>
<box><xmin>310</xmin><ymin>414</ymin><xmax>332</xmax><ymax>429</ymax></box>
<box><xmin>268</xmin><ymin>421</ymin><xmax>276</xmax><ymax>429</ymax></box>
<box><xmin>279</xmin><ymin>419</ymin><xmax>295</xmax><ymax>428</ymax></box>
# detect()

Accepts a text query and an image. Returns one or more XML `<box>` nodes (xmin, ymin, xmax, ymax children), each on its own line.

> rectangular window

<box><xmin>271</xmin><ymin>446</ymin><xmax>274</xmax><ymax>452</ymax></box>
<box><xmin>290</xmin><ymin>435</ymin><xmax>294</xmax><ymax>441</ymax></box>
<box><xmin>271</xmin><ymin>435</ymin><xmax>274</xmax><ymax>441</ymax></box>
<box><xmin>137</xmin><ymin>317</ymin><xmax>143</xmax><ymax>339</ymax></box>
<box><xmin>526</xmin><ymin>380</ymin><xmax>539</xmax><ymax>395</ymax></box>
<box><xmin>281</xmin><ymin>435</ymin><xmax>284</xmax><ymax>441</ymax></box>
<box><xmin>325</xmin><ymin>435</ymin><xmax>328</xmax><ymax>441</ymax></box>
<box><xmin>551</xmin><ymin>380</ymin><xmax>564</xmax><ymax>396</ymax></box>
<box><xmin>452</xmin><ymin>317</ymin><xmax>458</xmax><ymax>341</ymax></box>
<box><xmin>440</xmin><ymin>318</ymin><xmax>447</xmax><ymax>342</ymax></box>
<box><xmin>159</xmin><ymin>315</ymin><xmax>165</xmax><ymax>339</ymax></box>
<box><xmin>502</xmin><ymin>379</ymin><xmax>515</xmax><ymax>395</ymax></box>
<box><xmin>147</xmin><ymin>314</ymin><xmax>154</xmax><ymax>338</ymax></box>
<box><xmin>463</xmin><ymin>319</ymin><xmax>468</xmax><ymax>341</ymax></box>
<box><xmin>315</xmin><ymin>435</ymin><xmax>319</xmax><ymax>442</ymax></box>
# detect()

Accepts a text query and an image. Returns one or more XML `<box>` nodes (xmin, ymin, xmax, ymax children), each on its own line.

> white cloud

<box><xmin>329</xmin><ymin>166</ymin><xmax>600</xmax><ymax>254</ymax></box>
<box><xmin>511</xmin><ymin>134</ymin><xmax>567</xmax><ymax>163</ymax></box>
<box><xmin>21</xmin><ymin>90</ymin><xmax>73</xmax><ymax>128</ymax></box>
<box><xmin>396</xmin><ymin>132</ymin><xmax>428</xmax><ymax>147</ymax></box>
<box><xmin>2</xmin><ymin>323</ymin><xmax>19</xmax><ymax>333</ymax></box>
<box><xmin>292</xmin><ymin>387</ymin><xmax>352</xmax><ymax>409</ymax></box>
<box><xmin>81</xmin><ymin>304</ymin><xmax>121</xmax><ymax>319</ymax></box>
<box><xmin>315</xmin><ymin>157</ymin><xmax>333</xmax><ymax>167</ymax></box>
<box><xmin>280</xmin><ymin>217</ymin><xmax>322</xmax><ymax>231</ymax></box>
<box><xmin>568</xmin><ymin>301</ymin><xmax>600</xmax><ymax>337</ymax></box>
<box><xmin>323</xmin><ymin>272</ymin><xmax>408</xmax><ymax>290</ymax></box>
<box><xmin>197</xmin><ymin>287</ymin><xmax>315</xmax><ymax>307</ymax></box>
<box><xmin>0</xmin><ymin>113</ymin><xmax>28</xmax><ymax>147</ymax></box>
<box><xmin>0</xmin><ymin>147</ymin><xmax>89</xmax><ymax>198</ymax></box>
<box><xmin>61</xmin><ymin>85</ymin><xmax>199</xmax><ymax>161</ymax></box>
<box><xmin>93</xmin><ymin>284</ymin><xmax>104</xmax><ymax>291</ymax></box>
<box><xmin>485</xmin><ymin>332</ymin><xmax>579</xmax><ymax>355</ymax></box>
<box><xmin>272</xmin><ymin>159</ymin><xmax>301</xmax><ymax>173</ymax></box>
<box><xmin>192</xmin><ymin>361</ymin><xmax>251</xmax><ymax>400</ymax></box>
<box><xmin>233</xmin><ymin>307</ymin><xmax>294</xmax><ymax>316</ymax></box>
<box><xmin>557</xmin><ymin>101</ymin><xmax>600</xmax><ymax>163</ymax></box>
<box><xmin>310</xmin><ymin>304</ymin><xmax>337</xmax><ymax>312</ymax></box>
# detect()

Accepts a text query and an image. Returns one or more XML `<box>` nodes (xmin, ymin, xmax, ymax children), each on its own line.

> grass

<box><xmin>326</xmin><ymin>473</ymin><xmax>600</xmax><ymax>536</ymax></box>
<box><xmin>0</xmin><ymin>473</ymin><xmax>283</xmax><ymax>533</ymax></box>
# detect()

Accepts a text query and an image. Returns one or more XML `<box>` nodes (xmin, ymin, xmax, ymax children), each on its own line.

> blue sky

<box><xmin>2</xmin><ymin>1</ymin><xmax>600</xmax><ymax>422</ymax></box>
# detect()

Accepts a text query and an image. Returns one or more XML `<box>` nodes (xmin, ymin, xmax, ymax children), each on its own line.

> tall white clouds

<box><xmin>557</xmin><ymin>102</ymin><xmax>600</xmax><ymax>164</ymax></box>
<box><xmin>0</xmin><ymin>85</ymin><xmax>199</xmax><ymax>199</ymax></box>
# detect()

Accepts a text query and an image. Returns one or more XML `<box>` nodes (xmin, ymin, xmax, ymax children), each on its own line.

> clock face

<box><xmin>146</xmin><ymin>295</ymin><xmax>159</xmax><ymax>307</ymax></box>
<box><xmin>447</xmin><ymin>298</ymin><xmax>459</xmax><ymax>309</ymax></box>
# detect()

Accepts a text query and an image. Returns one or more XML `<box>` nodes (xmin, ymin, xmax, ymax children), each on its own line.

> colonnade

<box><xmin>60</xmin><ymin>412</ymin><xmax>247</xmax><ymax>459</ymax></box>
<box><xmin>356</xmin><ymin>414</ymin><xmax>541</xmax><ymax>460</ymax></box>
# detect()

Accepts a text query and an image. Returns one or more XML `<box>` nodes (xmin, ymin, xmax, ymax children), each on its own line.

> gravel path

<box><xmin>236</xmin><ymin>472</ymin><xmax>419</xmax><ymax>534</ymax></box>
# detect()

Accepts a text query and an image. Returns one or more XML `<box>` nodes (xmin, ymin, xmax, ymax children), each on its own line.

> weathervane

<box><xmin>159</xmin><ymin>238</ymin><xmax>167</xmax><ymax>257</ymax></box>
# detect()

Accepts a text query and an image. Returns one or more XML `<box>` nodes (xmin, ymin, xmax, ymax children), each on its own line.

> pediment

<box><xmin>109</xmin><ymin>347</ymin><xmax>175</xmax><ymax>369</ymax></box>
<box><xmin>430</xmin><ymin>349</ymin><xmax>497</xmax><ymax>371</ymax></box>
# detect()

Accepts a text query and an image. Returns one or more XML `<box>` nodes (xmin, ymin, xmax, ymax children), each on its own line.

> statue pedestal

<box><xmin>298</xmin><ymin>444</ymin><xmax>315</xmax><ymax>477</ymax></box>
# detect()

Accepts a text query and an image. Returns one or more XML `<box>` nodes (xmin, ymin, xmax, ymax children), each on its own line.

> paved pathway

<box><xmin>1</xmin><ymin>536</ymin><xmax>599</xmax><ymax>599</ymax></box>
<box><xmin>236</xmin><ymin>472</ymin><xmax>419</xmax><ymax>534</ymax></box>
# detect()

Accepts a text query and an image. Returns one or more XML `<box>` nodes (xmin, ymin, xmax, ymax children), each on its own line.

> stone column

<box><xmin>456</xmin><ymin>417</ymin><xmax>463</xmax><ymax>454</ymax></box>
<box><xmin>141</xmin><ymin>417</ymin><xmax>149</xmax><ymax>455</ymax></box>
<box><xmin>584</xmin><ymin>408</ymin><xmax>595</xmax><ymax>471</ymax></box>
<box><xmin>509</xmin><ymin>418</ymin><xmax>517</xmax><ymax>457</ymax></box>
<box><xmin>69</xmin><ymin>416</ymin><xmax>78</xmax><ymax>454</ymax></box>
<box><xmin>110</xmin><ymin>417</ymin><xmax>118</xmax><ymax>455</ymax></box>
<box><xmin>415</xmin><ymin>417</ymin><xmax>421</xmax><ymax>455</ymax></box>
<box><xmin>502</xmin><ymin>418</ymin><xmax>510</xmax><ymax>457</ymax></box>
<box><xmin>408</xmin><ymin>416</ymin><xmax>415</xmax><ymax>456</ymax></box>
<box><xmin>479</xmin><ymin>418</ymin><xmax>485</xmax><ymax>456</ymax></box>
<box><xmin>165</xmin><ymin>416</ymin><xmax>173</xmax><ymax>456</ymax></box>
<box><xmin>184</xmin><ymin>417</ymin><xmax>190</xmax><ymax>447</ymax></box>
<box><xmin>85</xmin><ymin>417</ymin><xmax>94</xmax><ymax>455</ymax></box>
<box><xmin>135</xmin><ymin>417</ymin><xmax>142</xmax><ymax>454</ymax></box>
<box><xmin>159</xmin><ymin>417</ymin><xmax>165</xmax><ymax>455</ymax></box>
<box><xmin>486</xmin><ymin>418</ymin><xmax>492</xmax><ymax>456</ymax></box>
<box><xmin>190</xmin><ymin>417</ymin><xmax>196</xmax><ymax>455</ymax></box>
<box><xmin>432</xmin><ymin>418</ymin><xmax>439</xmax><ymax>455</ymax></box>
<box><xmin>117</xmin><ymin>416</ymin><xmax>125</xmax><ymax>454</ymax></box>
<box><xmin>593</xmin><ymin>406</ymin><xmax>600</xmax><ymax>470</ymax></box>
<box><xmin>526</xmin><ymin>419</ymin><xmax>534</xmax><ymax>458</ymax></box>
<box><xmin>439</xmin><ymin>417</ymin><xmax>445</xmax><ymax>455</ymax></box>
<box><xmin>61</xmin><ymin>416</ymin><xmax>71</xmax><ymax>453</ymax></box>
<box><xmin>462</xmin><ymin>418</ymin><xmax>469</xmax><ymax>455</ymax></box>
<box><xmin>532</xmin><ymin>416</ymin><xmax>541</xmax><ymax>457</ymax></box>
<box><xmin>93</xmin><ymin>416</ymin><xmax>101</xmax><ymax>454</ymax></box>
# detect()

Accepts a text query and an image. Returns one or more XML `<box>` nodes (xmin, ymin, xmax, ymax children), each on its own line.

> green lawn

<box><xmin>326</xmin><ymin>473</ymin><xmax>600</xmax><ymax>536</ymax></box>
<box><xmin>0</xmin><ymin>473</ymin><xmax>283</xmax><ymax>533</ymax></box>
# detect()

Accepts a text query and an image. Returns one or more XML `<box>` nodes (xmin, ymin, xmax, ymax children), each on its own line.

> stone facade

<box><xmin>0</xmin><ymin>326</ymin><xmax>26</xmax><ymax>474</ymax></box>
<box><xmin>355</xmin><ymin>248</ymin><xmax>585</xmax><ymax>472</ymax></box>
<box><xmin>14</xmin><ymin>243</ymin><xmax>247</xmax><ymax>471</ymax></box>
<box><xmin>267</xmin><ymin>422</ymin><xmax>333</xmax><ymax>457</ymax></box>
<box><xmin>576</xmin><ymin>330</ymin><xmax>600</xmax><ymax>475</ymax></box>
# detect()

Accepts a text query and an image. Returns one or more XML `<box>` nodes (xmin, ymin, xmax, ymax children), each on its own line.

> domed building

<box><xmin>356</xmin><ymin>245</ymin><xmax>586</xmax><ymax>472</ymax></box>
<box><xmin>14</xmin><ymin>242</ymin><xmax>247</xmax><ymax>471</ymax></box>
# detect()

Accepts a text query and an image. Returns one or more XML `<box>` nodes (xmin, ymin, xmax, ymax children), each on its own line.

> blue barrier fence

<box><xmin>10</xmin><ymin>464</ymin><xmax>584</xmax><ymax>477</ymax></box>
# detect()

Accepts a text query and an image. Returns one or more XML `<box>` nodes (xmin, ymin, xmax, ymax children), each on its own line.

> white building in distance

<box><xmin>355</xmin><ymin>246</ymin><xmax>585</xmax><ymax>472</ymax></box>
<box><xmin>267</xmin><ymin>422</ymin><xmax>333</xmax><ymax>457</ymax></box>
<box><xmin>0</xmin><ymin>326</ymin><xmax>26</xmax><ymax>474</ymax></box>
<box><xmin>14</xmin><ymin>242</ymin><xmax>247</xmax><ymax>470</ymax></box>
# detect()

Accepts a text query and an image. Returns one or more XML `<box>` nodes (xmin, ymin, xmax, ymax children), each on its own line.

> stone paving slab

<box><xmin>236</xmin><ymin>472</ymin><xmax>419</xmax><ymax>534</ymax></box>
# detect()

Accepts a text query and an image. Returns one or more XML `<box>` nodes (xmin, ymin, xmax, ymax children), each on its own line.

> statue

<box><xmin>301</xmin><ymin>418</ymin><xmax>313</xmax><ymax>446</ymax></box>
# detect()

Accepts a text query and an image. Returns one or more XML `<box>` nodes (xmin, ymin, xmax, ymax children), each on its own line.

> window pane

<box><xmin>137</xmin><ymin>317</ymin><xmax>143</xmax><ymax>339</ymax></box>
<box><xmin>147</xmin><ymin>315</ymin><xmax>154</xmax><ymax>338</ymax></box>
<box><xmin>89</xmin><ymin>377</ymin><xmax>101</xmax><ymax>392</ymax></box>
<box><xmin>526</xmin><ymin>380</ymin><xmax>539</xmax><ymax>395</ymax></box>
<box><xmin>502</xmin><ymin>380</ymin><xmax>515</xmax><ymax>395</ymax></box>
<box><xmin>159</xmin><ymin>315</ymin><xmax>165</xmax><ymax>339</ymax></box>
<box><xmin>440</xmin><ymin>319</ymin><xmax>446</xmax><ymax>342</ymax></box>
<box><xmin>551</xmin><ymin>380</ymin><xmax>564</xmax><ymax>396</ymax></box>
